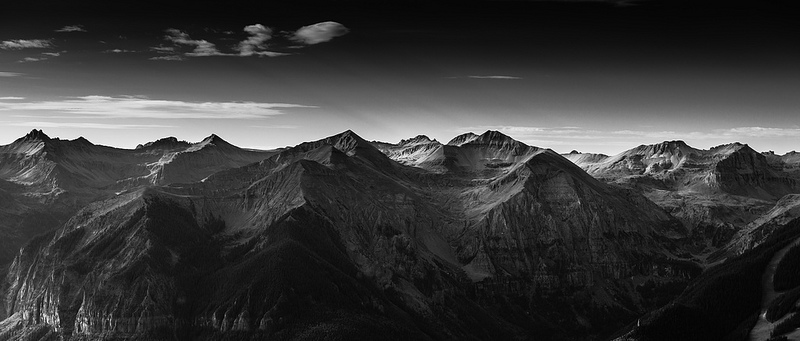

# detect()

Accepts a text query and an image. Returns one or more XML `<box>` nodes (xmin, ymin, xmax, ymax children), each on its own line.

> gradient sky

<box><xmin>1</xmin><ymin>1</ymin><xmax>799</xmax><ymax>154</ymax></box>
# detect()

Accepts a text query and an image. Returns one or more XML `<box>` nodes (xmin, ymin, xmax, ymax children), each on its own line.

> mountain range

<box><xmin>1</xmin><ymin>129</ymin><xmax>800</xmax><ymax>340</ymax></box>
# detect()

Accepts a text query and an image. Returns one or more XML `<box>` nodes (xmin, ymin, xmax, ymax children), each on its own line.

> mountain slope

<box><xmin>2</xmin><ymin>130</ymin><xmax>694</xmax><ymax>340</ymax></box>
<box><xmin>566</xmin><ymin>141</ymin><xmax>800</xmax><ymax>257</ymax></box>
<box><xmin>0</xmin><ymin>130</ymin><xmax>275</xmax><ymax>321</ymax></box>
<box><xmin>2</xmin><ymin>131</ymin><xmax>525</xmax><ymax>340</ymax></box>
<box><xmin>377</xmin><ymin>130</ymin><xmax>694</xmax><ymax>337</ymax></box>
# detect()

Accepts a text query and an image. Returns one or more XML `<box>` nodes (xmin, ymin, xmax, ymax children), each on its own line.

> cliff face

<box><xmin>2</xmin><ymin>130</ymin><xmax>693</xmax><ymax>340</ymax></box>
<box><xmin>713</xmin><ymin>145</ymin><xmax>798</xmax><ymax>199</ymax></box>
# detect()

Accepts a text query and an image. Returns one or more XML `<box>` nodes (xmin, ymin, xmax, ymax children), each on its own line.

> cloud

<box><xmin>55</xmin><ymin>25</ymin><xmax>86</xmax><ymax>33</ymax></box>
<box><xmin>8</xmin><ymin>122</ymin><xmax>173</xmax><ymax>129</ymax></box>
<box><xmin>459</xmin><ymin>125</ymin><xmax>606</xmax><ymax>142</ymax></box>
<box><xmin>160</xmin><ymin>27</ymin><xmax>288</xmax><ymax>59</ymax></box>
<box><xmin>164</xmin><ymin>28</ymin><xmax>223</xmax><ymax>56</ymax></box>
<box><xmin>721</xmin><ymin>127</ymin><xmax>800</xmax><ymax>138</ymax></box>
<box><xmin>608</xmin><ymin>127</ymin><xmax>800</xmax><ymax>140</ymax></box>
<box><xmin>291</xmin><ymin>21</ymin><xmax>349</xmax><ymax>45</ymax></box>
<box><xmin>253</xmin><ymin>125</ymin><xmax>299</xmax><ymax>129</ymax></box>
<box><xmin>0</xmin><ymin>72</ymin><xmax>24</xmax><ymax>77</ymax></box>
<box><xmin>19</xmin><ymin>57</ymin><xmax>46</xmax><ymax>63</ymax></box>
<box><xmin>237</xmin><ymin>24</ymin><xmax>273</xmax><ymax>56</ymax></box>
<box><xmin>0</xmin><ymin>96</ymin><xmax>317</xmax><ymax>119</ymax></box>
<box><xmin>150</xmin><ymin>45</ymin><xmax>175</xmax><ymax>53</ymax></box>
<box><xmin>103</xmin><ymin>49</ymin><xmax>135</xmax><ymax>53</ymax></box>
<box><xmin>149</xmin><ymin>55</ymin><xmax>184</xmax><ymax>61</ymax></box>
<box><xmin>1</xmin><ymin>39</ymin><xmax>53</xmax><ymax>50</ymax></box>
<box><xmin>42</xmin><ymin>52</ymin><xmax>61</xmax><ymax>57</ymax></box>
<box><xmin>466</xmin><ymin>75</ymin><xmax>522</xmax><ymax>80</ymax></box>
<box><xmin>0</xmin><ymin>97</ymin><xmax>25</xmax><ymax>100</ymax></box>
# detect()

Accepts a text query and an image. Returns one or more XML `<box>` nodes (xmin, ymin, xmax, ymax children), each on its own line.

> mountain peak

<box><xmin>471</xmin><ymin>130</ymin><xmax>526</xmax><ymax>147</ymax></box>
<box><xmin>22</xmin><ymin>129</ymin><xmax>51</xmax><ymax>142</ymax></box>
<box><xmin>135</xmin><ymin>136</ymin><xmax>190</xmax><ymax>150</ymax></box>
<box><xmin>399</xmin><ymin>135</ymin><xmax>436</xmax><ymax>146</ymax></box>
<box><xmin>337</xmin><ymin>129</ymin><xmax>362</xmax><ymax>140</ymax></box>
<box><xmin>72</xmin><ymin>137</ymin><xmax>93</xmax><ymax>145</ymax></box>
<box><xmin>184</xmin><ymin>134</ymin><xmax>234</xmax><ymax>152</ymax></box>
<box><xmin>331</xmin><ymin>130</ymin><xmax>370</xmax><ymax>146</ymax></box>
<box><xmin>203</xmin><ymin>134</ymin><xmax>224</xmax><ymax>143</ymax></box>
<box><xmin>447</xmin><ymin>132</ymin><xmax>479</xmax><ymax>146</ymax></box>
<box><xmin>658</xmin><ymin>140</ymin><xmax>688</xmax><ymax>147</ymax></box>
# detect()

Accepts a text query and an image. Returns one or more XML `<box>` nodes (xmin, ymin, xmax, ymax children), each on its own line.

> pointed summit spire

<box><xmin>23</xmin><ymin>129</ymin><xmax>51</xmax><ymax>141</ymax></box>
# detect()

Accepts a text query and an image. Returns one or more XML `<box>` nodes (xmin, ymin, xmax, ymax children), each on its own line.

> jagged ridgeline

<box><xmin>8</xmin><ymin>129</ymin><xmax>800</xmax><ymax>340</ymax></box>
<box><xmin>0</xmin><ymin>129</ymin><xmax>699</xmax><ymax>340</ymax></box>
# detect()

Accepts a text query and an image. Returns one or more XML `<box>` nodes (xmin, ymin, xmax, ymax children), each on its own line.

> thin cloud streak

<box><xmin>19</xmin><ymin>57</ymin><xmax>46</xmax><ymax>63</ymax></box>
<box><xmin>0</xmin><ymin>96</ymin><xmax>317</xmax><ymax>119</ymax></box>
<box><xmin>8</xmin><ymin>122</ymin><xmax>173</xmax><ymax>129</ymax></box>
<box><xmin>458</xmin><ymin>125</ymin><xmax>800</xmax><ymax>152</ymax></box>
<box><xmin>466</xmin><ymin>76</ymin><xmax>522</xmax><ymax>80</ymax></box>
<box><xmin>149</xmin><ymin>55</ymin><xmax>183</xmax><ymax>61</ymax></box>
<box><xmin>55</xmin><ymin>25</ymin><xmax>86</xmax><ymax>33</ymax></box>
<box><xmin>0</xmin><ymin>97</ymin><xmax>25</xmax><ymax>100</ymax></box>
<box><xmin>0</xmin><ymin>72</ymin><xmax>24</xmax><ymax>77</ymax></box>
<box><xmin>0</xmin><ymin>39</ymin><xmax>53</xmax><ymax>49</ymax></box>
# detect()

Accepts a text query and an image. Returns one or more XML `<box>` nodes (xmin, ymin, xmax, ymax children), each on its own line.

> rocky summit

<box><xmin>1</xmin><ymin>130</ymin><xmax>799</xmax><ymax>340</ymax></box>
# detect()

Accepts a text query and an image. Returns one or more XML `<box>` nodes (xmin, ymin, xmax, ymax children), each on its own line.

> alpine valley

<box><xmin>2</xmin><ymin>129</ymin><xmax>800</xmax><ymax>341</ymax></box>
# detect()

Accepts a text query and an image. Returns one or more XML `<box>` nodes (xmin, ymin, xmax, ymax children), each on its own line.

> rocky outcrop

<box><xmin>712</xmin><ymin>144</ymin><xmax>798</xmax><ymax>199</ymax></box>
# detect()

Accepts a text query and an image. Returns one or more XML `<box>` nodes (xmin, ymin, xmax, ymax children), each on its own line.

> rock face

<box><xmin>568</xmin><ymin>141</ymin><xmax>798</xmax><ymax>199</ymax></box>
<box><xmin>726</xmin><ymin>194</ymin><xmax>800</xmax><ymax>256</ymax></box>
<box><xmin>565</xmin><ymin>141</ymin><xmax>800</xmax><ymax>256</ymax></box>
<box><xmin>0</xmin><ymin>130</ymin><xmax>275</xmax><ymax>322</ymax></box>
<box><xmin>763</xmin><ymin>150</ymin><xmax>800</xmax><ymax>180</ymax></box>
<box><xmin>2</xmin><ymin>130</ymin><xmax>693</xmax><ymax>340</ymax></box>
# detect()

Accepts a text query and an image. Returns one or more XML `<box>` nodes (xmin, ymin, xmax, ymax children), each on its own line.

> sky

<box><xmin>1</xmin><ymin>0</ymin><xmax>799</xmax><ymax>155</ymax></box>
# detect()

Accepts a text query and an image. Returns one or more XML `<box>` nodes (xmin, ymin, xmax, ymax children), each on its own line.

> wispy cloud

<box><xmin>1</xmin><ymin>39</ymin><xmax>53</xmax><ymax>50</ymax></box>
<box><xmin>722</xmin><ymin>127</ymin><xmax>800</xmax><ymax>138</ymax></box>
<box><xmin>103</xmin><ymin>49</ymin><xmax>135</xmax><ymax>53</ymax></box>
<box><xmin>0</xmin><ymin>96</ymin><xmax>317</xmax><ymax>119</ymax></box>
<box><xmin>465</xmin><ymin>75</ymin><xmax>522</xmax><ymax>80</ymax></box>
<box><xmin>158</xmin><ymin>27</ymin><xmax>288</xmax><ymax>59</ymax></box>
<box><xmin>0</xmin><ymin>97</ymin><xmax>25</xmax><ymax>100</ymax></box>
<box><xmin>253</xmin><ymin>125</ymin><xmax>300</xmax><ymax>129</ymax></box>
<box><xmin>42</xmin><ymin>52</ymin><xmax>62</xmax><ymax>57</ymax></box>
<box><xmin>164</xmin><ymin>28</ymin><xmax>223</xmax><ymax>57</ymax></box>
<box><xmin>8</xmin><ymin>122</ymin><xmax>173</xmax><ymax>129</ymax></box>
<box><xmin>149</xmin><ymin>55</ymin><xmax>184</xmax><ymax>61</ymax></box>
<box><xmin>55</xmin><ymin>25</ymin><xmax>86</xmax><ymax>33</ymax></box>
<box><xmin>0</xmin><ymin>71</ymin><xmax>24</xmax><ymax>77</ymax></box>
<box><xmin>609</xmin><ymin>128</ymin><xmax>800</xmax><ymax>140</ymax></box>
<box><xmin>459</xmin><ymin>125</ymin><xmax>800</xmax><ymax>151</ymax></box>
<box><xmin>19</xmin><ymin>57</ymin><xmax>46</xmax><ymax>63</ymax></box>
<box><xmin>149</xmin><ymin>45</ymin><xmax>175</xmax><ymax>53</ymax></box>
<box><xmin>291</xmin><ymin>21</ymin><xmax>349</xmax><ymax>45</ymax></box>
<box><xmin>237</xmin><ymin>24</ymin><xmax>274</xmax><ymax>56</ymax></box>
